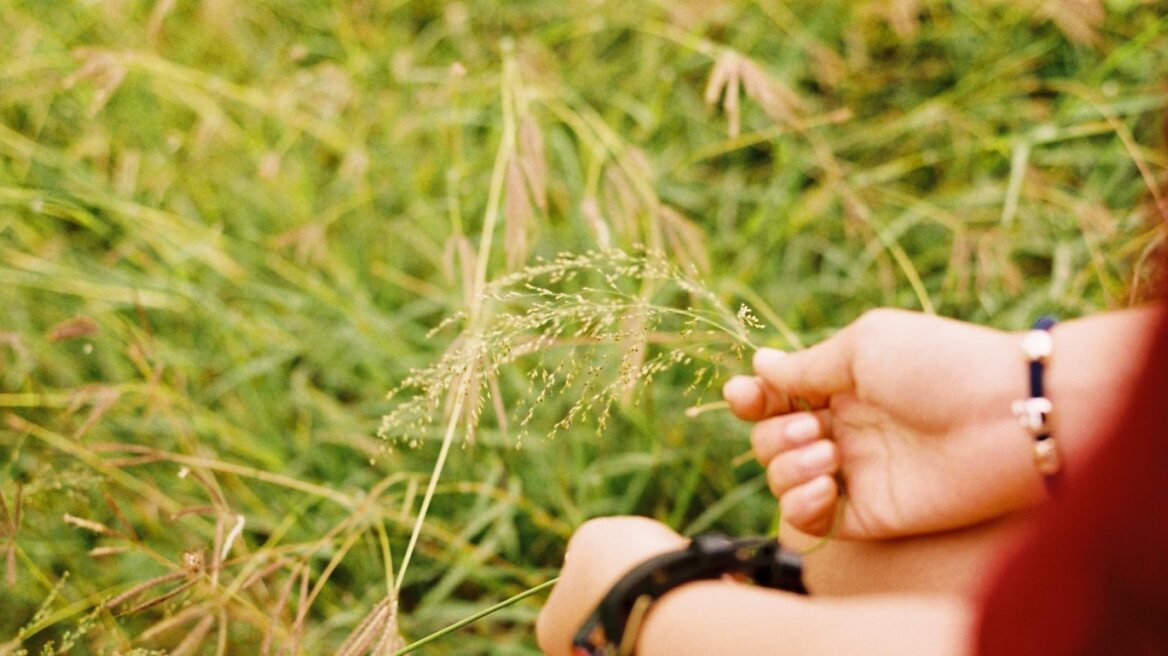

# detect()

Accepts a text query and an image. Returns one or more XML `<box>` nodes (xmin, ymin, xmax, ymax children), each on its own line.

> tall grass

<box><xmin>1</xmin><ymin>1</ymin><xmax>1165</xmax><ymax>653</ymax></box>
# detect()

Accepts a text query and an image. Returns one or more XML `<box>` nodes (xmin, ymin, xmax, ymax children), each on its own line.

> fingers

<box><xmin>780</xmin><ymin>474</ymin><xmax>839</xmax><ymax>537</ymax></box>
<box><xmin>724</xmin><ymin>333</ymin><xmax>854</xmax><ymax>539</ymax></box>
<box><xmin>750</xmin><ymin>410</ymin><xmax>832</xmax><ymax>463</ymax></box>
<box><xmin>752</xmin><ymin>339</ymin><xmax>854</xmax><ymax>409</ymax></box>
<box><xmin>724</xmin><ymin>329</ymin><xmax>855</xmax><ymax>419</ymax></box>
<box><xmin>761</xmin><ymin>437</ymin><xmax>841</xmax><ymax>536</ymax></box>
<box><xmin>764</xmin><ymin>438</ymin><xmax>839</xmax><ymax>499</ymax></box>
<box><xmin>722</xmin><ymin>375</ymin><xmax>793</xmax><ymax>421</ymax></box>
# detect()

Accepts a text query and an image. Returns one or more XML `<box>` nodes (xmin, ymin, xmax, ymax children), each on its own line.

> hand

<box><xmin>724</xmin><ymin>309</ymin><xmax>1046</xmax><ymax>539</ymax></box>
<box><xmin>536</xmin><ymin>517</ymin><xmax>687</xmax><ymax>656</ymax></box>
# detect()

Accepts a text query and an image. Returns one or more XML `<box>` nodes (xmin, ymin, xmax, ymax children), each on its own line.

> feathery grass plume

<box><xmin>379</xmin><ymin>248</ymin><xmax>761</xmax><ymax>449</ymax></box>
<box><xmin>504</xmin><ymin>157</ymin><xmax>534</xmax><ymax>272</ymax></box>
<box><xmin>504</xmin><ymin>113</ymin><xmax>549</xmax><ymax>271</ymax></box>
<box><xmin>704</xmin><ymin>51</ymin><xmax>804</xmax><ymax>138</ymax></box>
<box><xmin>657</xmin><ymin>205</ymin><xmax>711</xmax><ymax>274</ymax></box>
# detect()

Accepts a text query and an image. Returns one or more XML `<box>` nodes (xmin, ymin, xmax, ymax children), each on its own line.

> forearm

<box><xmin>637</xmin><ymin>581</ymin><xmax>973</xmax><ymax>656</ymax></box>
<box><xmin>785</xmin><ymin>513</ymin><xmax>1030</xmax><ymax>597</ymax></box>
<box><xmin>1044</xmin><ymin>304</ymin><xmax>1163</xmax><ymax>474</ymax></box>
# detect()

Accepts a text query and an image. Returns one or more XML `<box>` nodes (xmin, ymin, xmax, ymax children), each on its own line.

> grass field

<box><xmin>1</xmin><ymin>1</ymin><xmax>1166</xmax><ymax>653</ymax></box>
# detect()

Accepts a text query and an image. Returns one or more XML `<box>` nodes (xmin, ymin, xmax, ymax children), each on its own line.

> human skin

<box><xmin>722</xmin><ymin>306</ymin><xmax>1162</xmax><ymax>538</ymax></box>
<box><xmin>536</xmin><ymin>305</ymin><xmax>1162</xmax><ymax>655</ymax></box>
<box><xmin>535</xmin><ymin>517</ymin><xmax>973</xmax><ymax>656</ymax></box>
<box><xmin>780</xmin><ymin>513</ymin><xmax>1029</xmax><ymax>597</ymax></box>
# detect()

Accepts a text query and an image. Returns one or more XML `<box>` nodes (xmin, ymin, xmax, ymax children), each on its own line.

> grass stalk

<box><xmin>391</xmin><ymin>578</ymin><xmax>558</xmax><ymax>655</ymax></box>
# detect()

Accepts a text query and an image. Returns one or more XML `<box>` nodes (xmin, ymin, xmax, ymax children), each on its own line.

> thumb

<box><xmin>752</xmin><ymin>337</ymin><xmax>854</xmax><ymax>408</ymax></box>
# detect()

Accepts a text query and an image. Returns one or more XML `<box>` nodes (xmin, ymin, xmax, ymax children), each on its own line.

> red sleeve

<box><xmin>975</xmin><ymin>308</ymin><xmax>1168</xmax><ymax>655</ymax></box>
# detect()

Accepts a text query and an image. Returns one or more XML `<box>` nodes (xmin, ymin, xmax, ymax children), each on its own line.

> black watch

<box><xmin>571</xmin><ymin>534</ymin><xmax>807</xmax><ymax>656</ymax></box>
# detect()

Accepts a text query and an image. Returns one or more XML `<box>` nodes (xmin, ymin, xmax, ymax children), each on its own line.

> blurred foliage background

<box><xmin>1</xmin><ymin>0</ymin><xmax>1165</xmax><ymax>653</ymax></box>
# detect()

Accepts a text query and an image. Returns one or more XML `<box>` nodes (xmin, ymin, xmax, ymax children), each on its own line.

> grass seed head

<box><xmin>380</xmin><ymin>249</ymin><xmax>762</xmax><ymax>449</ymax></box>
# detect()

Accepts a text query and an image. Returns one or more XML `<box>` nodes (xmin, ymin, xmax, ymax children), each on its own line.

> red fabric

<box><xmin>975</xmin><ymin>308</ymin><xmax>1168</xmax><ymax>654</ymax></box>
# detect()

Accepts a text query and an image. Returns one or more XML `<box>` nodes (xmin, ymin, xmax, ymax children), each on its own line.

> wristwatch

<box><xmin>571</xmin><ymin>534</ymin><xmax>807</xmax><ymax>656</ymax></box>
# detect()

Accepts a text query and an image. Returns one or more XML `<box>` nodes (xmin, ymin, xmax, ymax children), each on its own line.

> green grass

<box><xmin>1</xmin><ymin>1</ymin><xmax>1165</xmax><ymax>653</ymax></box>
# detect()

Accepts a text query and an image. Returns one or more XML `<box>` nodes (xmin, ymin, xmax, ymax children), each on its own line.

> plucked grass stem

<box><xmin>392</xmin><ymin>578</ymin><xmax>558</xmax><ymax>655</ymax></box>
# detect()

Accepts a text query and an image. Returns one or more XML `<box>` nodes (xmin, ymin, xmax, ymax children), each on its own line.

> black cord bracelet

<box><xmin>1013</xmin><ymin>315</ymin><xmax>1062</xmax><ymax>492</ymax></box>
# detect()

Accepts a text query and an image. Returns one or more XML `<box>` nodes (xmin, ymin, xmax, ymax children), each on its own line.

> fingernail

<box><xmin>722</xmin><ymin>376</ymin><xmax>756</xmax><ymax>399</ymax></box>
<box><xmin>753</xmin><ymin>347</ymin><xmax>786</xmax><ymax>371</ymax></box>
<box><xmin>798</xmin><ymin>441</ymin><xmax>834</xmax><ymax>471</ymax></box>
<box><xmin>785</xmin><ymin>416</ymin><xmax>820</xmax><ymax>443</ymax></box>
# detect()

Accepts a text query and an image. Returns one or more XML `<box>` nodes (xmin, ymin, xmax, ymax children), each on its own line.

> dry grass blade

<box><xmin>581</xmin><ymin>196</ymin><xmax>612</xmax><ymax>248</ymax></box>
<box><xmin>62</xmin><ymin>49</ymin><xmax>128</xmax><ymax>117</ymax></box>
<box><xmin>69</xmin><ymin>386</ymin><xmax>121</xmax><ymax>440</ymax></box>
<box><xmin>518</xmin><ymin>115</ymin><xmax>548</xmax><ymax>213</ymax></box>
<box><xmin>657</xmin><ymin>205</ymin><xmax>711</xmax><ymax>274</ymax></box>
<box><xmin>170</xmin><ymin>613</ymin><xmax>214</xmax><ymax>656</ymax></box>
<box><xmin>46</xmin><ymin>316</ymin><xmax>99</xmax><ymax>342</ymax></box>
<box><xmin>703</xmin><ymin>53</ymin><xmax>733</xmax><ymax>106</ymax></box>
<box><xmin>336</xmin><ymin>596</ymin><xmax>405</xmax><ymax>656</ymax></box>
<box><xmin>106</xmin><ymin>570</ymin><xmax>188</xmax><ymax>610</ymax></box>
<box><xmin>105</xmin><ymin>548</ymin><xmax>205</xmax><ymax>616</ymax></box>
<box><xmin>118</xmin><ymin>578</ymin><xmax>196</xmax><ymax>616</ymax></box>
<box><xmin>602</xmin><ymin>164</ymin><xmax>642</xmax><ymax>243</ymax></box>
<box><xmin>62</xmin><ymin>513</ymin><xmax>119</xmax><ymax>537</ymax></box>
<box><xmin>504</xmin><ymin>157</ymin><xmax>533</xmax><ymax>271</ymax></box>
<box><xmin>261</xmin><ymin>566</ymin><xmax>300</xmax><ymax>656</ymax></box>
<box><xmin>737</xmin><ymin>57</ymin><xmax>804</xmax><ymax>123</ymax></box>
<box><xmin>0</xmin><ymin>484</ymin><xmax>19</xmax><ymax>587</ymax></box>
<box><xmin>103</xmin><ymin>493</ymin><xmax>140</xmax><ymax>542</ymax></box>
<box><xmin>137</xmin><ymin>604</ymin><xmax>211</xmax><ymax>643</ymax></box>
<box><xmin>1042</xmin><ymin>0</ymin><xmax>1104</xmax><ymax>45</ymax></box>
<box><xmin>704</xmin><ymin>51</ymin><xmax>803</xmax><ymax>136</ymax></box>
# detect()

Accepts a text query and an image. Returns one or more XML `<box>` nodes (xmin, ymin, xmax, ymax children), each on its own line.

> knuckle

<box><xmin>855</xmin><ymin>308</ymin><xmax>891</xmax><ymax>332</ymax></box>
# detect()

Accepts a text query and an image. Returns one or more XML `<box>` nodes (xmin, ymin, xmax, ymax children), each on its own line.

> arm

<box><xmin>1041</xmin><ymin>306</ymin><xmax>1162</xmax><ymax>474</ymax></box>
<box><xmin>536</xmin><ymin>517</ymin><xmax>975</xmax><ymax>656</ymax></box>
<box><xmin>639</xmin><ymin>581</ymin><xmax>972</xmax><ymax>656</ymax></box>
<box><xmin>723</xmin><ymin>305</ymin><xmax>1163</xmax><ymax>539</ymax></box>
<box><xmin>787</xmin><ymin>512</ymin><xmax>1029</xmax><ymax>597</ymax></box>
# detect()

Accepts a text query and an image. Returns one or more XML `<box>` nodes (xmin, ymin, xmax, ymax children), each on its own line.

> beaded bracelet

<box><xmin>1012</xmin><ymin>316</ymin><xmax>1061</xmax><ymax>491</ymax></box>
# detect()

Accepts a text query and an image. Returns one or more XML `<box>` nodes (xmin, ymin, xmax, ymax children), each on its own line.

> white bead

<box><xmin>1012</xmin><ymin>397</ymin><xmax>1052</xmax><ymax>434</ymax></box>
<box><xmin>1021</xmin><ymin>329</ymin><xmax>1053</xmax><ymax>362</ymax></box>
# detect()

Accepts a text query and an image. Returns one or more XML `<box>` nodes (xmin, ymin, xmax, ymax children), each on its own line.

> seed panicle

<box><xmin>380</xmin><ymin>249</ymin><xmax>763</xmax><ymax>449</ymax></box>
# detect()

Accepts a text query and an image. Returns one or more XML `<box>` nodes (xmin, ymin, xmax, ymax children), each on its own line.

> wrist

<box><xmin>1041</xmin><ymin>307</ymin><xmax>1161</xmax><ymax>474</ymax></box>
<box><xmin>636</xmin><ymin>581</ymin><xmax>804</xmax><ymax>655</ymax></box>
<box><xmin>638</xmin><ymin>582</ymin><xmax>974</xmax><ymax>656</ymax></box>
<box><xmin>571</xmin><ymin>535</ymin><xmax>806</xmax><ymax>655</ymax></box>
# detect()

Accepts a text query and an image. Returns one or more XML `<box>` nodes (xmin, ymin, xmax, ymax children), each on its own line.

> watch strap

<box><xmin>571</xmin><ymin>534</ymin><xmax>806</xmax><ymax>655</ymax></box>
